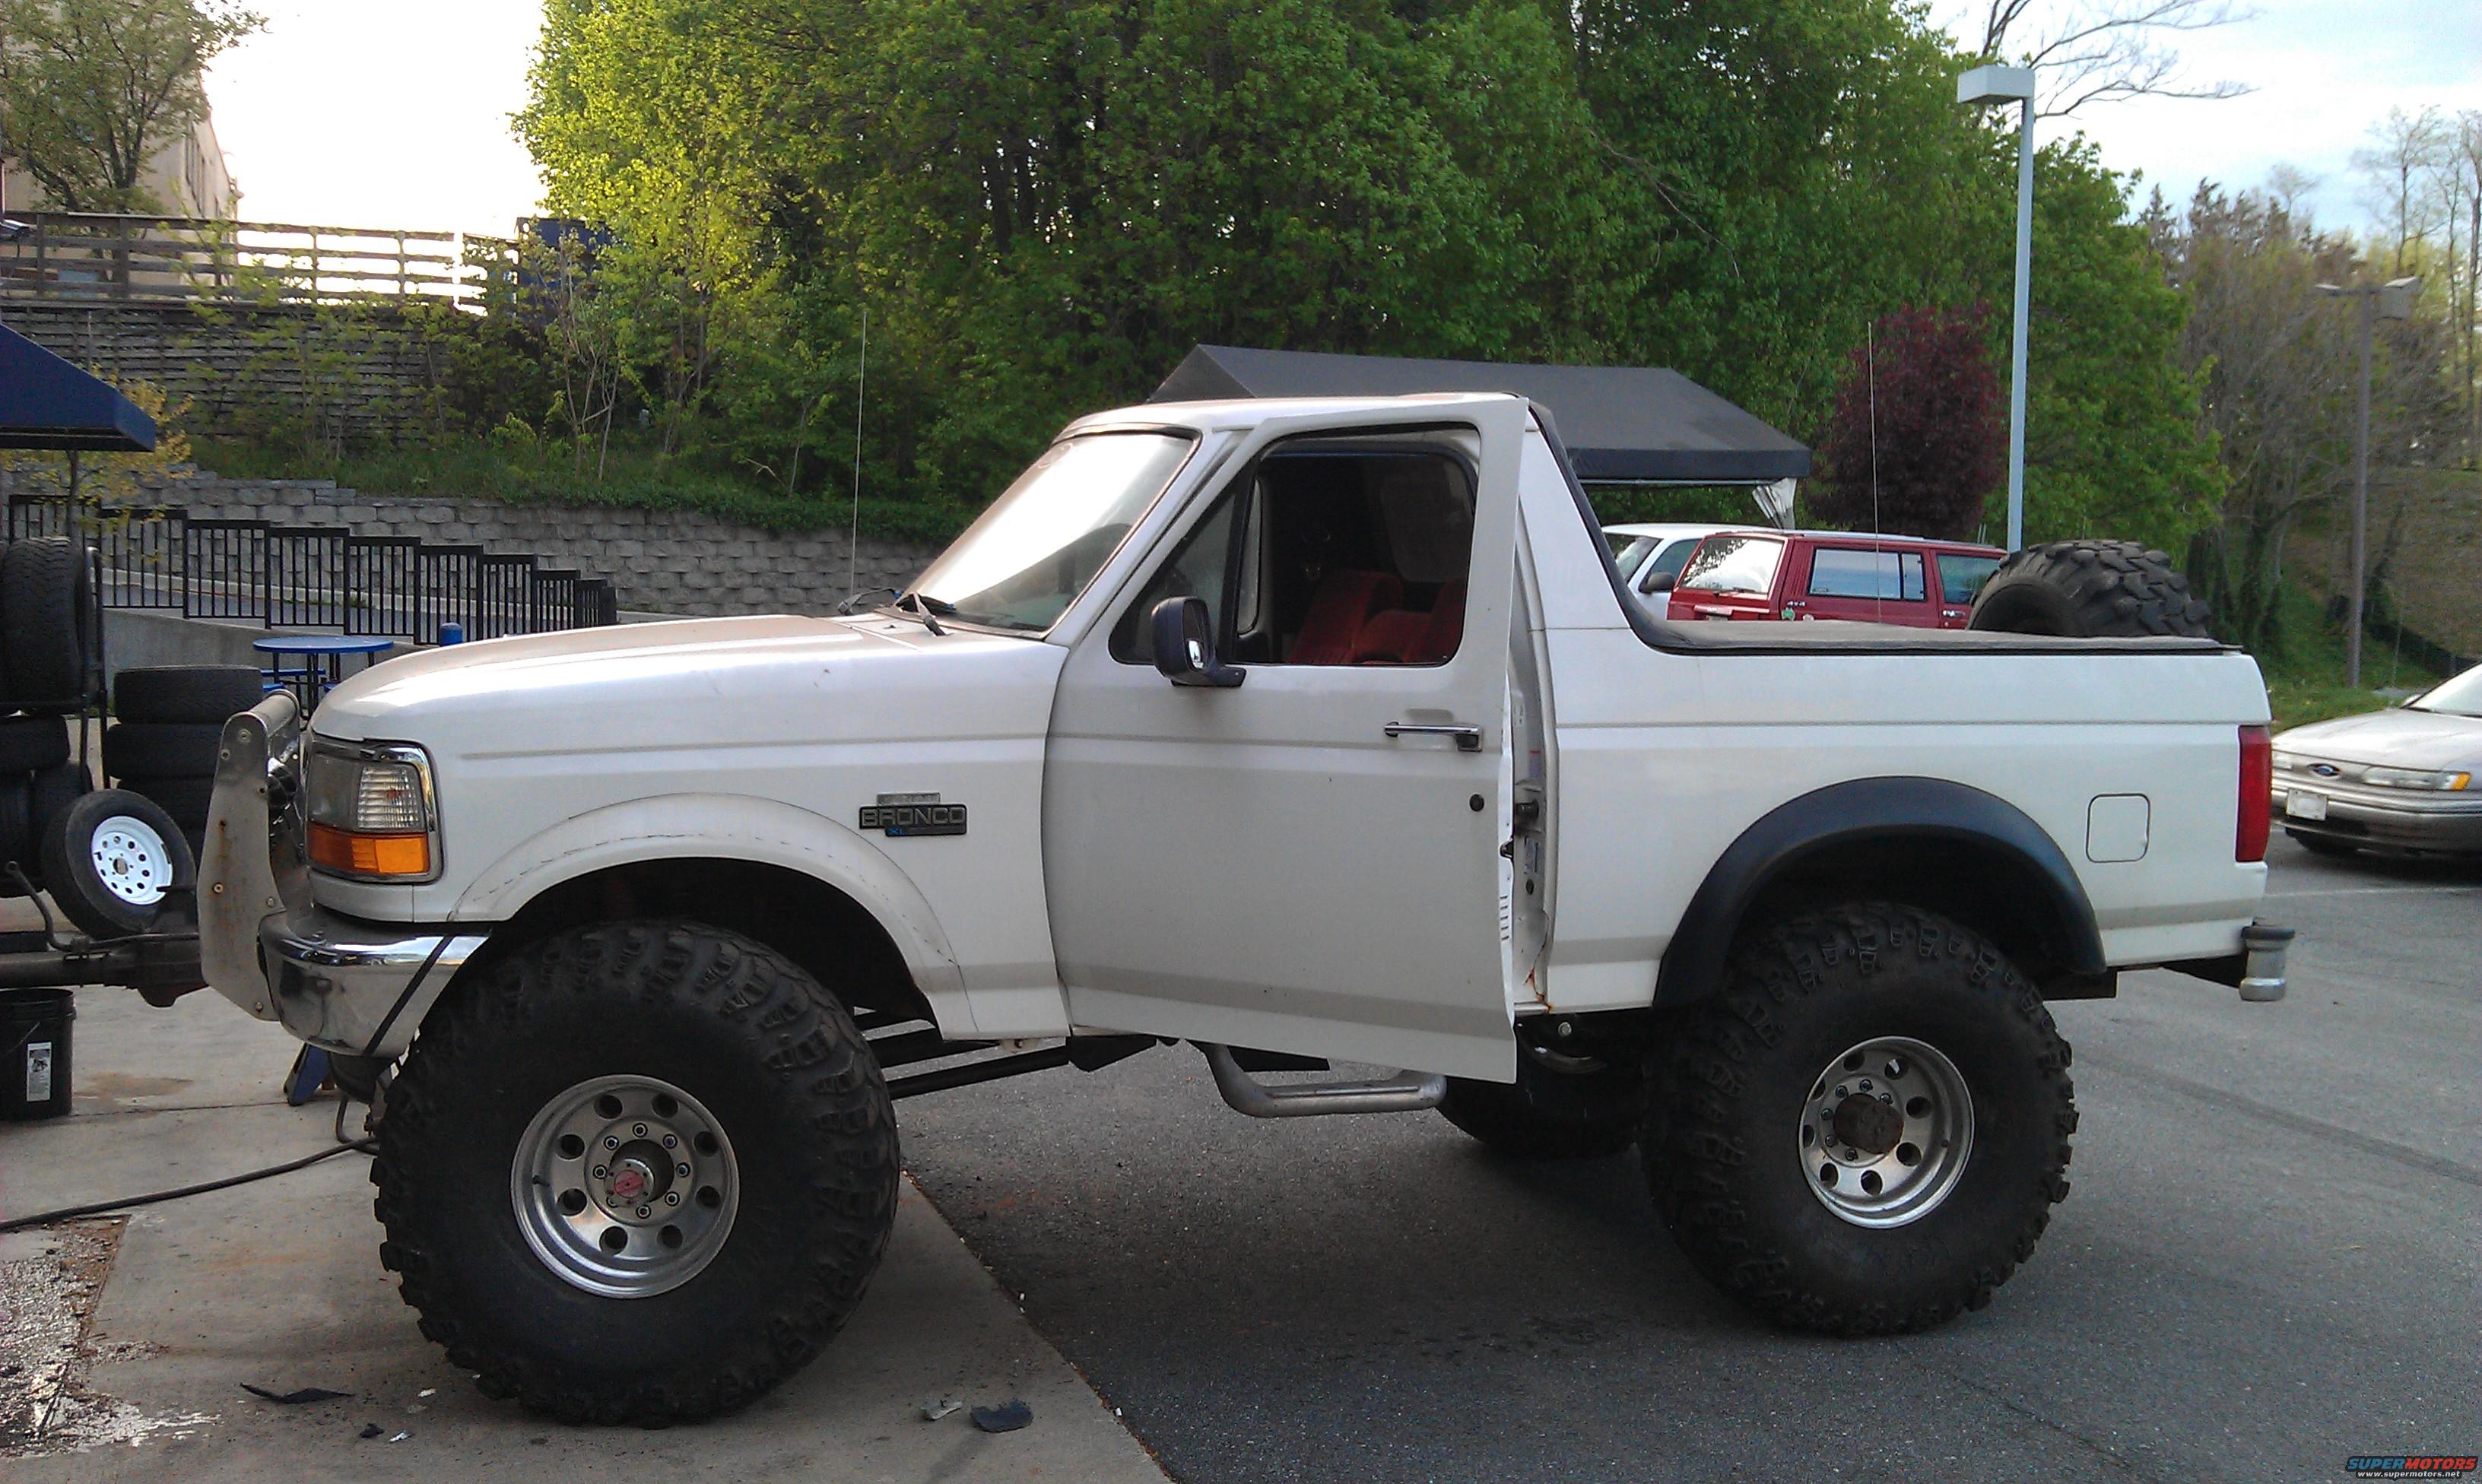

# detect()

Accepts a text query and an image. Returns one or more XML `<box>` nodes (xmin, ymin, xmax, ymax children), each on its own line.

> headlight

<box><xmin>2271</xmin><ymin>750</ymin><xmax>2302</xmax><ymax>772</ymax></box>
<box><xmin>303</xmin><ymin>737</ymin><xmax>439</xmax><ymax>880</ymax></box>
<box><xmin>2360</xmin><ymin>766</ymin><xmax>2472</xmax><ymax>791</ymax></box>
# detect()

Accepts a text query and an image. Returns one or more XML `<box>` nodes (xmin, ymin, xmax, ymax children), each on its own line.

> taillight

<box><xmin>2237</xmin><ymin>725</ymin><xmax>2271</xmax><ymax>861</ymax></box>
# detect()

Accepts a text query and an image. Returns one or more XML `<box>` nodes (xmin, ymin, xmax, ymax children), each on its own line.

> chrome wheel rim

<box><xmin>1799</xmin><ymin>1036</ymin><xmax>1973</xmax><ymax>1229</ymax></box>
<box><xmin>90</xmin><ymin>815</ymin><xmax>174</xmax><ymax>905</ymax></box>
<box><xmin>510</xmin><ymin>1074</ymin><xmax>740</xmax><ymax>1298</ymax></box>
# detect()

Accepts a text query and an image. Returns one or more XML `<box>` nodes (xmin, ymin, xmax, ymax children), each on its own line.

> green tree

<box><xmin>511</xmin><ymin>0</ymin><xmax>2224</xmax><ymax>554</ymax></box>
<box><xmin>1814</xmin><ymin>305</ymin><xmax>2005</xmax><ymax>539</ymax></box>
<box><xmin>0</xmin><ymin>0</ymin><xmax>262</xmax><ymax>213</ymax></box>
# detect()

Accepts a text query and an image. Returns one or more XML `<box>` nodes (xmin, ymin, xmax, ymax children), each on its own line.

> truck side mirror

<box><xmin>1150</xmin><ymin>596</ymin><xmax>1244</xmax><ymax>688</ymax></box>
<box><xmin>1642</xmin><ymin>570</ymin><xmax>1677</xmax><ymax>595</ymax></box>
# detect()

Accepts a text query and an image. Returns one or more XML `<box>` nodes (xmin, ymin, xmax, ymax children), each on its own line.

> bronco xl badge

<box><xmin>859</xmin><ymin>791</ymin><xmax>967</xmax><ymax>837</ymax></box>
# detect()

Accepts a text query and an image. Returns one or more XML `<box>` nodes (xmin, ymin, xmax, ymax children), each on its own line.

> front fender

<box><xmin>454</xmin><ymin>792</ymin><xmax>972</xmax><ymax>1032</ymax></box>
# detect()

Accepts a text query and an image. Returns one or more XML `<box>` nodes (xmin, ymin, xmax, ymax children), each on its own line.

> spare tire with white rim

<box><xmin>40</xmin><ymin>788</ymin><xmax>193</xmax><ymax>937</ymax></box>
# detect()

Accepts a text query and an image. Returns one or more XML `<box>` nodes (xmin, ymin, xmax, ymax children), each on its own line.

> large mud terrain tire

<box><xmin>1</xmin><ymin>537</ymin><xmax>94</xmax><ymax>709</ymax></box>
<box><xmin>113</xmin><ymin>664</ymin><xmax>267</xmax><ymax>725</ymax></box>
<box><xmin>1439</xmin><ymin>1050</ymin><xmax>1644</xmax><ymax>1159</ymax></box>
<box><xmin>373</xmin><ymin>921</ymin><xmax>900</xmax><ymax>1425</ymax></box>
<box><xmin>1968</xmin><ymin>539</ymin><xmax>2212</xmax><ymax>639</ymax></box>
<box><xmin>1645</xmin><ymin>903</ymin><xmax>2076</xmax><ymax>1335</ymax></box>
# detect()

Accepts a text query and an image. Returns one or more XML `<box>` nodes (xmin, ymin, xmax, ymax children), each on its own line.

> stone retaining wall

<box><xmin>128</xmin><ymin>477</ymin><xmax>947</xmax><ymax>617</ymax></box>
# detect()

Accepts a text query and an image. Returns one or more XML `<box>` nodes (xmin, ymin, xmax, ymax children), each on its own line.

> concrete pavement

<box><xmin>0</xmin><ymin>980</ymin><xmax>1169</xmax><ymax>1482</ymax></box>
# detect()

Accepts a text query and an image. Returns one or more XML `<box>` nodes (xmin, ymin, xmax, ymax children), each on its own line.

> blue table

<box><xmin>252</xmin><ymin>633</ymin><xmax>396</xmax><ymax>711</ymax></box>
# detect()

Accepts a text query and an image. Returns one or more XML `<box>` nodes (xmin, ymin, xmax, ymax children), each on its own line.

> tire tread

<box><xmin>1646</xmin><ymin>902</ymin><xmax>2075</xmax><ymax>1337</ymax></box>
<box><xmin>371</xmin><ymin>921</ymin><xmax>900</xmax><ymax>1426</ymax></box>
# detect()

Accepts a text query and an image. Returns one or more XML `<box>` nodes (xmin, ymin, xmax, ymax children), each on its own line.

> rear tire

<box><xmin>373</xmin><ymin>921</ymin><xmax>900</xmax><ymax>1425</ymax></box>
<box><xmin>1645</xmin><ymin>903</ymin><xmax>2075</xmax><ymax>1335</ymax></box>
<box><xmin>1439</xmin><ymin>1049</ymin><xmax>1643</xmax><ymax>1159</ymax></box>
<box><xmin>1968</xmin><ymin>540</ymin><xmax>2211</xmax><ymax>639</ymax></box>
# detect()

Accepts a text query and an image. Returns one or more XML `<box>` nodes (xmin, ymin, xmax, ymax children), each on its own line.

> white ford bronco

<box><xmin>198</xmin><ymin>390</ymin><xmax>2291</xmax><ymax>1424</ymax></box>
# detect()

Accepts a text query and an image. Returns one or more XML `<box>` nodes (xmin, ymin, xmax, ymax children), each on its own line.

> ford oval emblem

<box><xmin>2309</xmin><ymin>763</ymin><xmax>2342</xmax><ymax>778</ymax></box>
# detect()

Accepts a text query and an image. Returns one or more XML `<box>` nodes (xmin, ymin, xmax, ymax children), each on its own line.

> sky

<box><xmin>203</xmin><ymin>2</ymin><xmax>545</xmax><ymax>236</ymax></box>
<box><xmin>1928</xmin><ymin>0</ymin><xmax>2482</xmax><ymax>228</ymax></box>
<box><xmin>202</xmin><ymin>0</ymin><xmax>2477</xmax><ymax>241</ymax></box>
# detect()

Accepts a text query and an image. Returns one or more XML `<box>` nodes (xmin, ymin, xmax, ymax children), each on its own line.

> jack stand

<box><xmin>283</xmin><ymin>1045</ymin><xmax>332</xmax><ymax>1106</ymax></box>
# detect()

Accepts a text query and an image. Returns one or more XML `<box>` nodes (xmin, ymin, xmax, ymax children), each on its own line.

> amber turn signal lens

<box><xmin>308</xmin><ymin>823</ymin><xmax>431</xmax><ymax>877</ymax></box>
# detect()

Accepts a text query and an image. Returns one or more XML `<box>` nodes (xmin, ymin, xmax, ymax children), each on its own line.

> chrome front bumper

<box><xmin>259</xmin><ymin>908</ymin><xmax>488</xmax><ymax>1057</ymax></box>
<box><xmin>202</xmin><ymin>693</ymin><xmax>488</xmax><ymax>1058</ymax></box>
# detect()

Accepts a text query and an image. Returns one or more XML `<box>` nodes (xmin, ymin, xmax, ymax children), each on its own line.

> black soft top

<box><xmin>1151</xmin><ymin>344</ymin><xmax>1809</xmax><ymax>485</ymax></box>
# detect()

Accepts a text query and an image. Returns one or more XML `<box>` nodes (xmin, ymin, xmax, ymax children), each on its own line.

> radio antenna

<box><xmin>847</xmin><ymin>303</ymin><xmax>868</xmax><ymax>604</ymax></box>
<box><xmin>1868</xmin><ymin>319</ymin><xmax>1884</xmax><ymax>622</ymax></box>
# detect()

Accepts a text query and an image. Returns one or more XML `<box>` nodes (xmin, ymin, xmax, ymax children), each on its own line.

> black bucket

<box><xmin>2</xmin><ymin>987</ymin><xmax>74</xmax><ymax>1121</ymax></box>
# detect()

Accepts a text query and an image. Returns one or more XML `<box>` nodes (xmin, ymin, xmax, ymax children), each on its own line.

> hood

<box><xmin>309</xmin><ymin>613</ymin><xmax>1049</xmax><ymax>759</ymax></box>
<box><xmin>2276</xmin><ymin>705</ymin><xmax>2482</xmax><ymax>772</ymax></box>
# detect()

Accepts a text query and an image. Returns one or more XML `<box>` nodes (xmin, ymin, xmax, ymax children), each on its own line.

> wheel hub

<box><xmin>90</xmin><ymin>816</ymin><xmax>173</xmax><ymax>905</ymax></box>
<box><xmin>1798</xmin><ymin>1036</ymin><xmax>1973</xmax><ymax>1229</ymax></box>
<box><xmin>512</xmin><ymin>1074</ymin><xmax>739</xmax><ymax>1297</ymax></box>
<box><xmin>1830</xmin><ymin>1092</ymin><xmax>1903</xmax><ymax>1155</ymax></box>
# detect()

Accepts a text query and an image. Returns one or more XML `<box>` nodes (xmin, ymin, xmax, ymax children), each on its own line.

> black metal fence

<box><xmin>8</xmin><ymin>497</ymin><xmax>619</xmax><ymax>639</ymax></box>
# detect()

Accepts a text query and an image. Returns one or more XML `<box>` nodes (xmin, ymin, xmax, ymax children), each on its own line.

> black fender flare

<box><xmin>1652</xmin><ymin>777</ymin><xmax>2106</xmax><ymax>1006</ymax></box>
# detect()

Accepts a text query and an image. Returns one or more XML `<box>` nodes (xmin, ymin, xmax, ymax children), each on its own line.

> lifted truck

<box><xmin>191</xmin><ymin>391</ymin><xmax>2291</xmax><ymax>1424</ymax></box>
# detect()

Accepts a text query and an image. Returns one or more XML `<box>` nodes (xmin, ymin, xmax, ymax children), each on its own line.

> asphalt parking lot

<box><xmin>899</xmin><ymin>835</ymin><xmax>2480</xmax><ymax>1483</ymax></box>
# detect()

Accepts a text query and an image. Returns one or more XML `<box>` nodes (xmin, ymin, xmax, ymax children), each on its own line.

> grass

<box><xmin>2250</xmin><ymin>583</ymin><xmax>2446</xmax><ymax>733</ymax></box>
<box><xmin>189</xmin><ymin>437</ymin><xmax>974</xmax><ymax>545</ymax></box>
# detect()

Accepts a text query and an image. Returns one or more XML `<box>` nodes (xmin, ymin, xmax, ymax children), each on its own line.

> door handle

<box><xmin>1384</xmin><ymin>721</ymin><xmax>1483</xmax><ymax>752</ymax></box>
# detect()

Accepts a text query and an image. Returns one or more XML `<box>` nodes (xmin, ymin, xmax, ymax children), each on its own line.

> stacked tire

<box><xmin>0</xmin><ymin>537</ymin><xmax>101</xmax><ymax>898</ymax></box>
<box><xmin>105</xmin><ymin>665</ymin><xmax>265</xmax><ymax>864</ymax></box>
<box><xmin>0</xmin><ymin>538</ymin><xmax>198</xmax><ymax>937</ymax></box>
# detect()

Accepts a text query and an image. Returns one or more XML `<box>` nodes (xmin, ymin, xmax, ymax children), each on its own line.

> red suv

<box><xmin>1663</xmin><ymin>531</ymin><xmax>2008</xmax><ymax>630</ymax></box>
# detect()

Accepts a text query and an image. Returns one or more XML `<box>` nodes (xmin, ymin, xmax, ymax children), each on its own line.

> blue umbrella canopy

<box><xmin>0</xmin><ymin>322</ymin><xmax>157</xmax><ymax>452</ymax></box>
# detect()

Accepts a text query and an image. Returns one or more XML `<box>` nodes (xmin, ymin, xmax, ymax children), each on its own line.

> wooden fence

<box><xmin>0</xmin><ymin>212</ymin><xmax>483</xmax><ymax>306</ymax></box>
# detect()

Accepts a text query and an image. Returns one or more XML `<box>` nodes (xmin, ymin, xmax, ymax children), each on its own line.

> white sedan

<box><xmin>2273</xmin><ymin>666</ymin><xmax>2482</xmax><ymax>858</ymax></box>
<box><xmin>1602</xmin><ymin>522</ymin><xmax>1734</xmax><ymax>610</ymax></box>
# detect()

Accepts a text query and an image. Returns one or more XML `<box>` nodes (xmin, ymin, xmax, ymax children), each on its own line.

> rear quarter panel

<box><xmin>1521</xmin><ymin>440</ymin><xmax>2269</xmax><ymax>1013</ymax></box>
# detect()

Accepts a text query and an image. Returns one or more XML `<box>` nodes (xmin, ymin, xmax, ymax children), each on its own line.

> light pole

<box><xmin>1959</xmin><ymin>64</ymin><xmax>2036</xmax><ymax>550</ymax></box>
<box><xmin>2315</xmin><ymin>274</ymin><xmax>2420</xmax><ymax>688</ymax></box>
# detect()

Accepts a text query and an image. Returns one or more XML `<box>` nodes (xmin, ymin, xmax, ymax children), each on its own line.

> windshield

<box><xmin>1611</xmin><ymin>536</ymin><xmax>1655</xmax><ymax>581</ymax></box>
<box><xmin>1676</xmin><ymin>534</ymin><xmax>1783</xmax><ymax>595</ymax></box>
<box><xmin>907</xmin><ymin>431</ymin><xmax>1197</xmax><ymax>633</ymax></box>
<box><xmin>1644</xmin><ymin>537</ymin><xmax>1702</xmax><ymax>587</ymax></box>
<box><xmin>2410</xmin><ymin>665</ymin><xmax>2482</xmax><ymax>718</ymax></box>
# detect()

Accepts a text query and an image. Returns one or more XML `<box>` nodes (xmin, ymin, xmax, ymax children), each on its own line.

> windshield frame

<box><xmin>884</xmin><ymin>427</ymin><xmax>1201</xmax><ymax>639</ymax></box>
